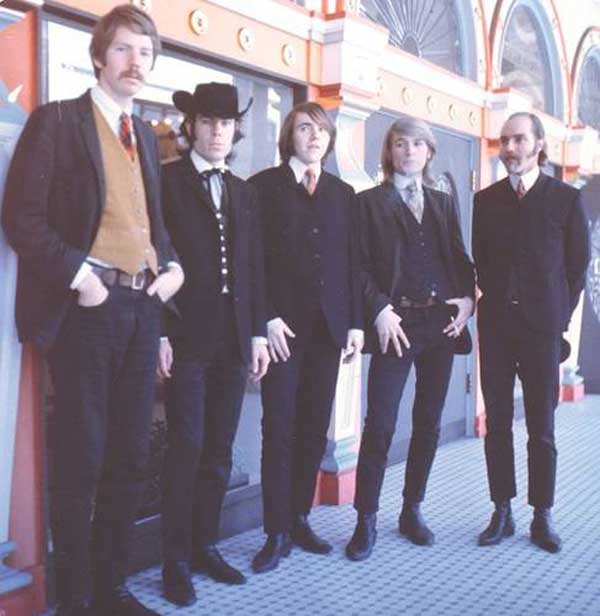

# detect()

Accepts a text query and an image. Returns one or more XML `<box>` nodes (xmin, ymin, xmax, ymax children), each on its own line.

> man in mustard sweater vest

<box><xmin>1</xmin><ymin>5</ymin><xmax>183</xmax><ymax>615</ymax></box>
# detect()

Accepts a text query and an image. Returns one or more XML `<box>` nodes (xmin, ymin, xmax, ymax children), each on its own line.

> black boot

<box><xmin>290</xmin><ymin>514</ymin><xmax>332</xmax><ymax>554</ymax></box>
<box><xmin>251</xmin><ymin>533</ymin><xmax>293</xmax><ymax>574</ymax></box>
<box><xmin>398</xmin><ymin>502</ymin><xmax>434</xmax><ymax>546</ymax></box>
<box><xmin>345</xmin><ymin>512</ymin><xmax>377</xmax><ymax>561</ymax></box>
<box><xmin>191</xmin><ymin>545</ymin><xmax>246</xmax><ymax>585</ymax></box>
<box><xmin>478</xmin><ymin>500</ymin><xmax>515</xmax><ymax>546</ymax></box>
<box><xmin>530</xmin><ymin>508</ymin><xmax>561</xmax><ymax>553</ymax></box>
<box><xmin>162</xmin><ymin>560</ymin><xmax>197</xmax><ymax>607</ymax></box>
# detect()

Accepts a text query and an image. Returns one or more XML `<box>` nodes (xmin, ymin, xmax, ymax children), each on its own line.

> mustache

<box><xmin>119</xmin><ymin>69</ymin><xmax>144</xmax><ymax>81</ymax></box>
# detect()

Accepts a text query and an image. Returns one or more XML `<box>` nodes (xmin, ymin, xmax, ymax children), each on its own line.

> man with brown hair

<box><xmin>1</xmin><ymin>5</ymin><xmax>182</xmax><ymax>615</ymax></box>
<box><xmin>249</xmin><ymin>102</ymin><xmax>363</xmax><ymax>573</ymax></box>
<box><xmin>473</xmin><ymin>112</ymin><xmax>589</xmax><ymax>554</ymax></box>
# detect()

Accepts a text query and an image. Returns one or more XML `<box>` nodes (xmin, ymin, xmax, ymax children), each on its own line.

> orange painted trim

<box><xmin>478</xmin><ymin>0</ymin><xmax>493</xmax><ymax>89</ymax></box>
<box><xmin>474</xmin><ymin>413</ymin><xmax>487</xmax><ymax>438</ymax></box>
<box><xmin>314</xmin><ymin>469</ymin><xmax>356</xmax><ymax>506</ymax></box>
<box><xmin>549</xmin><ymin>0</ymin><xmax>572</xmax><ymax>124</ymax></box>
<box><xmin>561</xmin><ymin>383</ymin><xmax>585</xmax><ymax>402</ymax></box>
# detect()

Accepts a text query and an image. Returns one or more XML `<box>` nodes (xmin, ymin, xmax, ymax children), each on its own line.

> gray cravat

<box><xmin>405</xmin><ymin>180</ymin><xmax>423</xmax><ymax>223</ymax></box>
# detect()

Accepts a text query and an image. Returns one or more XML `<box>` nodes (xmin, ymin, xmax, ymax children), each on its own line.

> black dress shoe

<box><xmin>251</xmin><ymin>533</ymin><xmax>292</xmax><ymax>573</ymax></box>
<box><xmin>398</xmin><ymin>502</ymin><xmax>434</xmax><ymax>546</ymax></box>
<box><xmin>191</xmin><ymin>545</ymin><xmax>246</xmax><ymax>585</ymax></box>
<box><xmin>290</xmin><ymin>515</ymin><xmax>332</xmax><ymax>554</ymax></box>
<box><xmin>530</xmin><ymin>508</ymin><xmax>562</xmax><ymax>553</ymax></box>
<box><xmin>478</xmin><ymin>500</ymin><xmax>515</xmax><ymax>546</ymax></box>
<box><xmin>162</xmin><ymin>560</ymin><xmax>197</xmax><ymax>607</ymax></box>
<box><xmin>93</xmin><ymin>585</ymin><xmax>160</xmax><ymax>616</ymax></box>
<box><xmin>55</xmin><ymin>599</ymin><xmax>94</xmax><ymax>615</ymax></box>
<box><xmin>345</xmin><ymin>512</ymin><xmax>377</xmax><ymax>561</ymax></box>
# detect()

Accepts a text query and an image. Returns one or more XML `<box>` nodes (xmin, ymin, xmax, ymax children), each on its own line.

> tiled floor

<box><xmin>131</xmin><ymin>397</ymin><xmax>600</xmax><ymax>614</ymax></box>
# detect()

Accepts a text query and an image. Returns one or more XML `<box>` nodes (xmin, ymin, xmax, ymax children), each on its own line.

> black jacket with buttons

<box><xmin>473</xmin><ymin>173</ymin><xmax>590</xmax><ymax>334</ymax></box>
<box><xmin>249</xmin><ymin>164</ymin><xmax>363</xmax><ymax>348</ymax></box>
<box><xmin>162</xmin><ymin>154</ymin><xmax>267</xmax><ymax>362</ymax></box>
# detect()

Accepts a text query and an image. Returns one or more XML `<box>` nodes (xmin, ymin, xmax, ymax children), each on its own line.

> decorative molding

<box><xmin>189</xmin><ymin>9</ymin><xmax>209</xmax><ymax>35</ymax></box>
<box><xmin>237</xmin><ymin>27</ymin><xmax>255</xmax><ymax>52</ymax></box>
<box><xmin>281</xmin><ymin>43</ymin><xmax>297</xmax><ymax>67</ymax></box>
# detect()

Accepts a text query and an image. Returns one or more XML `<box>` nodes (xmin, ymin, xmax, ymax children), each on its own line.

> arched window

<box><xmin>577</xmin><ymin>49</ymin><xmax>600</xmax><ymax>130</ymax></box>
<box><xmin>358</xmin><ymin>0</ymin><xmax>477</xmax><ymax>79</ymax></box>
<box><xmin>499</xmin><ymin>2</ymin><xmax>561</xmax><ymax>116</ymax></box>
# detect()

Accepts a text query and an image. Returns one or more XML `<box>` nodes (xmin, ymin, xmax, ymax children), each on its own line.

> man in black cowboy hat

<box><xmin>158</xmin><ymin>82</ymin><xmax>269</xmax><ymax>606</ymax></box>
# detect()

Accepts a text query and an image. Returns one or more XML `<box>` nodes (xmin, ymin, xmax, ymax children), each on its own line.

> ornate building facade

<box><xmin>1</xmin><ymin>1</ymin><xmax>599</xmax><ymax>613</ymax></box>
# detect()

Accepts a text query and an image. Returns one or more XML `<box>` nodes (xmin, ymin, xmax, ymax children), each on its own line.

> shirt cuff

<box><xmin>70</xmin><ymin>261</ymin><xmax>92</xmax><ymax>290</ymax></box>
<box><xmin>348</xmin><ymin>329</ymin><xmax>364</xmax><ymax>339</ymax></box>
<box><xmin>252</xmin><ymin>336</ymin><xmax>268</xmax><ymax>346</ymax></box>
<box><xmin>374</xmin><ymin>304</ymin><xmax>394</xmax><ymax>325</ymax></box>
<box><xmin>166</xmin><ymin>261</ymin><xmax>182</xmax><ymax>271</ymax></box>
<box><xmin>160</xmin><ymin>336</ymin><xmax>169</xmax><ymax>343</ymax></box>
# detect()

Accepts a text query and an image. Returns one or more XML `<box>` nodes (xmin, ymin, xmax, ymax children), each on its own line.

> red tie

<box><xmin>119</xmin><ymin>113</ymin><xmax>136</xmax><ymax>162</ymax></box>
<box><xmin>305</xmin><ymin>168</ymin><xmax>317</xmax><ymax>196</ymax></box>
<box><xmin>516</xmin><ymin>178</ymin><xmax>526</xmax><ymax>199</ymax></box>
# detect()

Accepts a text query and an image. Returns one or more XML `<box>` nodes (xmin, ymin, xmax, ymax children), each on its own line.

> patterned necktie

<box><xmin>119</xmin><ymin>113</ymin><xmax>135</xmax><ymax>162</ymax></box>
<box><xmin>405</xmin><ymin>180</ymin><xmax>423</xmax><ymax>223</ymax></box>
<box><xmin>516</xmin><ymin>178</ymin><xmax>527</xmax><ymax>200</ymax></box>
<box><xmin>304</xmin><ymin>168</ymin><xmax>317</xmax><ymax>196</ymax></box>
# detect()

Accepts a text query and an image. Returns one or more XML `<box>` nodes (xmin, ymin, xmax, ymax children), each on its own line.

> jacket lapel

<box><xmin>181</xmin><ymin>154</ymin><xmax>217</xmax><ymax>213</ymax></box>
<box><xmin>76</xmin><ymin>92</ymin><xmax>106</xmax><ymax>211</ymax></box>
<box><xmin>133</xmin><ymin>115</ymin><xmax>163</xmax><ymax>236</ymax></box>
<box><xmin>378</xmin><ymin>183</ymin><xmax>407</xmax><ymax>298</ymax></box>
<box><xmin>425</xmin><ymin>187</ymin><xmax>452</xmax><ymax>260</ymax></box>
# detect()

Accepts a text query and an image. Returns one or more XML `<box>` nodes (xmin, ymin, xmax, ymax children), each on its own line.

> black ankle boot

<box><xmin>398</xmin><ymin>502</ymin><xmax>434</xmax><ymax>546</ymax></box>
<box><xmin>251</xmin><ymin>533</ymin><xmax>293</xmax><ymax>573</ymax></box>
<box><xmin>530</xmin><ymin>508</ymin><xmax>561</xmax><ymax>553</ymax></box>
<box><xmin>291</xmin><ymin>514</ymin><xmax>332</xmax><ymax>554</ymax></box>
<box><xmin>478</xmin><ymin>500</ymin><xmax>515</xmax><ymax>546</ymax></box>
<box><xmin>345</xmin><ymin>512</ymin><xmax>377</xmax><ymax>561</ymax></box>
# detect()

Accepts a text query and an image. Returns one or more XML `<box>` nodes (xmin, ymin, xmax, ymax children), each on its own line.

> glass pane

<box><xmin>359</xmin><ymin>0</ymin><xmax>464</xmax><ymax>76</ymax></box>
<box><xmin>500</xmin><ymin>5</ymin><xmax>552</xmax><ymax>112</ymax></box>
<box><xmin>578</xmin><ymin>53</ymin><xmax>600</xmax><ymax>131</ymax></box>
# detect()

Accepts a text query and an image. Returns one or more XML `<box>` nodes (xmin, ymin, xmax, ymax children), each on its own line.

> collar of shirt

<box><xmin>90</xmin><ymin>85</ymin><xmax>134</xmax><ymax>141</ymax></box>
<box><xmin>393</xmin><ymin>172</ymin><xmax>422</xmax><ymax>195</ymax></box>
<box><xmin>288</xmin><ymin>156</ymin><xmax>322</xmax><ymax>185</ymax></box>
<box><xmin>190</xmin><ymin>149</ymin><xmax>227</xmax><ymax>175</ymax></box>
<box><xmin>509</xmin><ymin>166</ymin><xmax>540</xmax><ymax>194</ymax></box>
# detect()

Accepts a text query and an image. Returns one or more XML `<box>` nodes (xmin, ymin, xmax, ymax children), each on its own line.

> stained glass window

<box><xmin>359</xmin><ymin>0</ymin><xmax>464</xmax><ymax>76</ymax></box>
<box><xmin>578</xmin><ymin>51</ymin><xmax>600</xmax><ymax>130</ymax></box>
<box><xmin>500</xmin><ymin>5</ymin><xmax>553</xmax><ymax>112</ymax></box>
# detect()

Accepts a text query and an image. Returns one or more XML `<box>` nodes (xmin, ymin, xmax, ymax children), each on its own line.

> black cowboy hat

<box><xmin>172</xmin><ymin>82</ymin><xmax>253</xmax><ymax>119</ymax></box>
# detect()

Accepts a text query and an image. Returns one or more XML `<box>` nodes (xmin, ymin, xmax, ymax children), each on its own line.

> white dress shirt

<box><xmin>509</xmin><ymin>165</ymin><xmax>540</xmax><ymax>196</ymax></box>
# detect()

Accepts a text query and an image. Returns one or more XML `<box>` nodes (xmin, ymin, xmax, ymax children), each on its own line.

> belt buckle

<box><xmin>131</xmin><ymin>271</ymin><xmax>145</xmax><ymax>291</ymax></box>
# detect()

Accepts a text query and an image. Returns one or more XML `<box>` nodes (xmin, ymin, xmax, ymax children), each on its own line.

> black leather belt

<box><xmin>397</xmin><ymin>296</ymin><xmax>438</xmax><ymax>309</ymax></box>
<box><xmin>91</xmin><ymin>266</ymin><xmax>152</xmax><ymax>291</ymax></box>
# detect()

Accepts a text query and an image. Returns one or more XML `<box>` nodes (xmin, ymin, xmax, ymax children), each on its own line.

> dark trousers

<box><xmin>478</xmin><ymin>302</ymin><xmax>560</xmax><ymax>508</ymax></box>
<box><xmin>47</xmin><ymin>286</ymin><xmax>161</xmax><ymax>604</ymax></box>
<box><xmin>161</xmin><ymin>297</ymin><xmax>247</xmax><ymax>562</ymax></box>
<box><xmin>354</xmin><ymin>304</ymin><xmax>455</xmax><ymax>514</ymax></box>
<box><xmin>260</xmin><ymin>310</ymin><xmax>341</xmax><ymax>535</ymax></box>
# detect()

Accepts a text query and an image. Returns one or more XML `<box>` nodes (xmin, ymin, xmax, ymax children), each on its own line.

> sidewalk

<box><xmin>130</xmin><ymin>396</ymin><xmax>600</xmax><ymax>616</ymax></box>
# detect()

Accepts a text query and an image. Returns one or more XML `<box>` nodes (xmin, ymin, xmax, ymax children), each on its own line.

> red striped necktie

<box><xmin>119</xmin><ymin>112</ymin><xmax>136</xmax><ymax>162</ymax></box>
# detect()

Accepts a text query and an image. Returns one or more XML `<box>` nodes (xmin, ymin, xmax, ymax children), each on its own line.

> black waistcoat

<box><xmin>400</xmin><ymin>202</ymin><xmax>454</xmax><ymax>302</ymax></box>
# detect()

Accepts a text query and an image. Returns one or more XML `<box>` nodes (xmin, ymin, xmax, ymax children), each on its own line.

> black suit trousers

<box><xmin>478</xmin><ymin>302</ymin><xmax>560</xmax><ymax>508</ymax></box>
<box><xmin>354</xmin><ymin>305</ymin><xmax>455</xmax><ymax>513</ymax></box>
<box><xmin>47</xmin><ymin>286</ymin><xmax>161</xmax><ymax>604</ymax></box>
<box><xmin>161</xmin><ymin>297</ymin><xmax>247</xmax><ymax>561</ymax></box>
<box><xmin>260</xmin><ymin>310</ymin><xmax>341</xmax><ymax>535</ymax></box>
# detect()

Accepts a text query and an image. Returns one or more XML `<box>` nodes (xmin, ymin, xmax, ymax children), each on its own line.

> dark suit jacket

<box><xmin>249</xmin><ymin>164</ymin><xmax>363</xmax><ymax>348</ymax></box>
<box><xmin>359</xmin><ymin>182</ymin><xmax>475</xmax><ymax>354</ymax></box>
<box><xmin>1</xmin><ymin>90</ymin><xmax>176</xmax><ymax>351</ymax></box>
<box><xmin>161</xmin><ymin>154</ymin><xmax>266</xmax><ymax>363</ymax></box>
<box><xmin>472</xmin><ymin>173</ymin><xmax>590</xmax><ymax>334</ymax></box>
